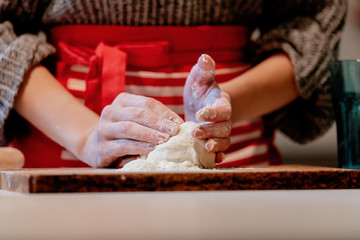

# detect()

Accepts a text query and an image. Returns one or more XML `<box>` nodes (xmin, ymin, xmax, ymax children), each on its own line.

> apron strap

<box><xmin>57</xmin><ymin>40</ymin><xmax>171</xmax><ymax>112</ymax></box>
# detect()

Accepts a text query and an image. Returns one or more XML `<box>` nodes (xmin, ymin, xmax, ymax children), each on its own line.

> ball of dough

<box><xmin>146</xmin><ymin>121</ymin><xmax>216</xmax><ymax>168</ymax></box>
<box><xmin>121</xmin><ymin>121</ymin><xmax>215</xmax><ymax>171</ymax></box>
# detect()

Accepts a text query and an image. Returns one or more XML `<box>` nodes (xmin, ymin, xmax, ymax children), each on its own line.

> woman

<box><xmin>0</xmin><ymin>0</ymin><xmax>346</xmax><ymax>168</ymax></box>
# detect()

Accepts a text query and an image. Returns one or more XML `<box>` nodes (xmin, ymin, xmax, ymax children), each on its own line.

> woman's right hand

<box><xmin>82</xmin><ymin>92</ymin><xmax>184</xmax><ymax>168</ymax></box>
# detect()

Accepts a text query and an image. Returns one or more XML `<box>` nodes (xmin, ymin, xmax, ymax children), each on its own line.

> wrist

<box><xmin>74</xmin><ymin>123</ymin><xmax>99</xmax><ymax>167</ymax></box>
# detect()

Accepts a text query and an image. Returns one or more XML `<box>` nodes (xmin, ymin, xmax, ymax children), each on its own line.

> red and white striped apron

<box><xmin>10</xmin><ymin>25</ymin><xmax>281</xmax><ymax>168</ymax></box>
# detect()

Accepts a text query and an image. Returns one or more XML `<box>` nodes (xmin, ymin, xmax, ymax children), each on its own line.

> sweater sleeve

<box><xmin>251</xmin><ymin>0</ymin><xmax>347</xmax><ymax>144</ymax></box>
<box><xmin>0</xmin><ymin>1</ymin><xmax>56</xmax><ymax>145</ymax></box>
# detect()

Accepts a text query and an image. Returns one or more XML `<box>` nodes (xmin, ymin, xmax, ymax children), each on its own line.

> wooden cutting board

<box><xmin>1</xmin><ymin>165</ymin><xmax>359</xmax><ymax>193</ymax></box>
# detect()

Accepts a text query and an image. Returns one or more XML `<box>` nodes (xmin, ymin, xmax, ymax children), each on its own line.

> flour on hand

<box><xmin>120</xmin><ymin>121</ymin><xmax>216</xmax><ymax>171</ymax></box>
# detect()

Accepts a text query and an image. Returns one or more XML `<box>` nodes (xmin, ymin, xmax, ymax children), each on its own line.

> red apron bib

<box><xmin>10</xmin><ymin>25</ymin><xmax>281</xmax><ymax>168</ymax></box>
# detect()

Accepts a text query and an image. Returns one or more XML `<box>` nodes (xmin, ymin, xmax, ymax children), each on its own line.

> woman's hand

<box><xmin>83</xmin><ymin>92</ymin><xmax>183</xmax><ymax>167</ymax></box>
<box><xmin>184</xmin><ymin>54</ymin><xmax>232</xmax><ymax>163</ymax></box>
<box><xmin>15</xmin><ymin>65</ymin><xmax>183</xmax><ymax>168</ymax></box>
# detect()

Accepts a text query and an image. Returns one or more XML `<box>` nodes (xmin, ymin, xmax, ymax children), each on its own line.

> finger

<box><xmin>193</xmin><ymin>121</ymin><xmax>231</xmax><ymax>139</ymax></box>
<box><xmin>113</xmin><ymin>93</ymin><xmax>184</xmax><ymax>124</ymax></box>
<box><xmin>105</xmin><ymin>155</ymin><xmax>139</xmax><ymax>169</ymax></box>
<box><xmin>215</xmin><ymin>152</ymin><xmax>226</xmax><ymax>163</ymax></box>
<box><xmin>110</xmin><ymin>139</ymin><xmax>155</xmax><ymax>156</ymax></box>
<box><xmin>192</xmin><ymin>54</ymin><xmax>216</xmax><ymax>85</ymax></box>
<box><xmin>186</xmin><ymin>55</ymin><xmax>216</xmax><ymax>99</ymax></box>
<box><xmin>96</xmin><ymin>140</ymin><xmax>155</xmax><ymax>167</ymax></box>
<box><xmin>105</xmin><ymin>139</ymin><xmax>154</xmax><ymax>158</ymax></box>
<box><xmin>204</xmin><ymin>137</ymin><xmax>231</xmax><ymax>152</ymax></box>
<box><xmin>196</xmin><ymin>106</ymin><xmax>231</xmax><ymax>122</ymax></box>
<box><xmin>103</xmin><ymin>121</ymin><xmax>171</xmax><ymax>144</ymax></box>
<box><xmin>103</xmin><ymin>106</ymin><xmax>181</xmax><ymax>136</ymax></box>
<box><xmin>116</xmin><ymin>155</ymin><xmax>139</xmax><ymax>168</ymax></box>
<box><xmin>196</xmin><ymin>91</ymin><xmax>231</xmax><ymax>122</ymax></box>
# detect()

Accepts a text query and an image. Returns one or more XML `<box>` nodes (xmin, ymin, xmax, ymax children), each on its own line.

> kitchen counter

<box><xmin>1</xmin><ymin>189</ymin><xmax>359</xmax><ymax>240</ymax></box>
<box><xmin>1</xmin><ymin>165</ymin><xmax>360</xmax><ymax>239</ymax></box>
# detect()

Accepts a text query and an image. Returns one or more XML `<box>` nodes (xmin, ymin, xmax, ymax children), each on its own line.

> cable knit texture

<box><xmin>0</xmin><ymin>0</ymin><xmax>347</xmax><ymax>144</ymax></box>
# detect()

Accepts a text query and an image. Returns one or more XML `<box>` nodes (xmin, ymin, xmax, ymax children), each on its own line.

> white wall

<box><xmin>275</xmin><ymin>0</ymin><xmax>360</xmax><ymax>167</ymax></box>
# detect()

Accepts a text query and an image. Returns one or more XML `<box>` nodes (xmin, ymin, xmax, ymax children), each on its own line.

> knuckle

<box><xmin>134</xmin><ymin>107</ymin><xmax>146</xmax><ymax>119</ymax></box>
<box><xmin>217</xmin><ymin>138</ymin><xmax>230</xmax><ymax>151</ymax></box>
<box><xmin>118</xmin><ymin>92</ymin><xmax>129</xmax><ymax>99</ymax></box>
<box><xmin>114</xmin><ymin>92</ymin><xmax>130</xmax><ymax>105</ymax></box>
<box><xmin>221</xmin><ymin>107</ymin><xmax>232</xmax><ymax>120</ymax></box>
<box><xmin>96</xmin><ymin>126</ymin><xmax>107</xmax><ymax>139</ymax></box>
<box><xmin>224</xmin><ymin>124</ymin><xmax>232</xmax><ymax>136</ymax></box>
<box><xmin>116</xmin><ymin>122</ymin><xmax>133</xmax><ymax>137</ymax></box>
<box><xmin>226</xmin><ymin>110</ymin><xmax>232</xmax><ymax>120</ymax></box>
<box><xmin>143</xmin><ymin>97</ymin><xmax>157</xmax><ymax>109</ymax></box>
<box><xmin>115</xmin><ymin>123</ymin><xmax>126</xmax><ymax>135</ymax></box>
<box><xmin>101</xmin><ymin>105</ymin><xmax>113</xmax><ymax>119</ymax></box>
<box><xmin>223</xmin><ymin>137</ymin><xmax>231</xmax><ymax>147</ymax></box>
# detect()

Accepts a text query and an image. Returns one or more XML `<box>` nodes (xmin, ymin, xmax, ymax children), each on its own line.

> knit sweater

<box><xmin>0</xmin><ymin>0</ymin><xmax>347</xmax><ymax>145</ymax></box>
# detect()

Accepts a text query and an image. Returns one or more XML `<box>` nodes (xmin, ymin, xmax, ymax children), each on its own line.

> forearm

<box><xmin>220</xmin><ymin>53</ymin><xmax>299</xmax><ymax>122</ymax></box>
<box><xmin>14</xmin><ymin>65</ymin><xmax>99</xmax><ymax>160</ymax></box>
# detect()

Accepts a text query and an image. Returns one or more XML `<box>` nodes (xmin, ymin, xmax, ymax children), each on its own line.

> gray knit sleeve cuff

<box><xmin>251</xmin><ymin>1</ymin><xmax>346</xmax><ymax>143</ymax></box>
<box><xmin>0</xmin><ymin>21</ymin><xmax>56</xmax><ymax>145</ymax></box>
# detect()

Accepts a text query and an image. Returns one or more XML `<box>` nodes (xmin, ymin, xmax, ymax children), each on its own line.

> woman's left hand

<box><xmin>184</xmin><ymin>54</ymin><xmax>232</xmax><ymax>163</ymax></box>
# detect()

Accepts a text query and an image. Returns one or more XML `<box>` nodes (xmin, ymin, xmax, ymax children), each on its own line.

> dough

<box><xmin>121</xmin><ymin>121</ymin><xmax>216</xmax><ymax>171</ymax></box>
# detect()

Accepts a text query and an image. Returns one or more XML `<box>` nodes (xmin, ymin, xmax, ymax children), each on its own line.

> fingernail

<box><xmin>205</xmin><ymin>139</ymin><xmax>217</xmax><ymax>152</ymax></box>
<box><xmin>167</xmin><ymin>116</ymin><xmax>184</xmax><ymax>125</ymax></box>
<box><xmin>156</xmin><ymin>132</ymin><xmax>170</xmax><ymax>142</ymax></box>
<box><xmin>193</xmin><ymin>127</ymin><xmax>204</xmax><ymax>137</ymax></box>
<box><xmin>197</xmin><ymin>108</ymin><xmax>209</xmax><ymax>119</ymax></box>
<box><xmin>198</xmin><ymin>54</ymin><xmax>214</xmax><ymax>71</ymax></box>
<box><xmin>173</xmin><ymin>118</ymin><xmax>184</xmax><ymax>125</ymax></box>
<box><xmin>167</xmin><ymin>122</ymin><xmax>180</xmax><ymax>135</ymax></box>
<box><xmin>197</xmin><ymin>108</ymin><xmax>217</xmax><ymax>121</ymax></box>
